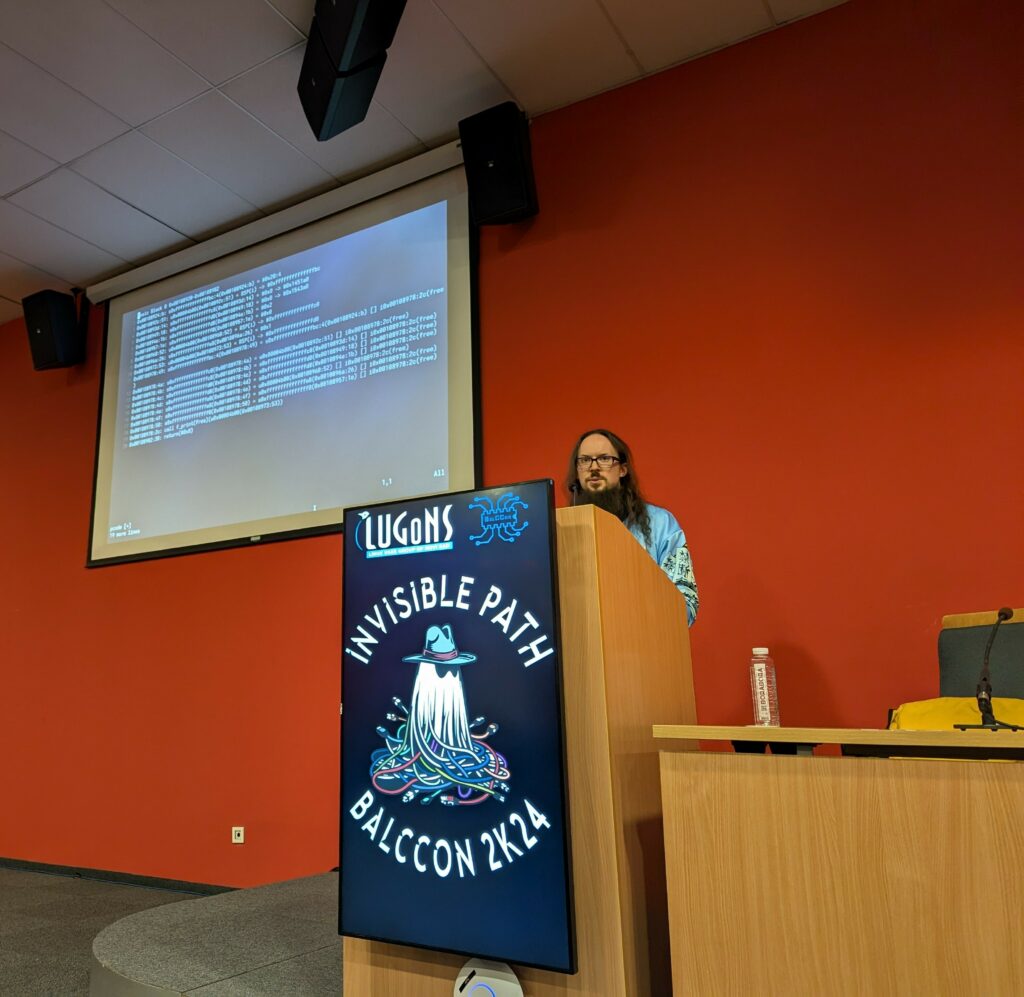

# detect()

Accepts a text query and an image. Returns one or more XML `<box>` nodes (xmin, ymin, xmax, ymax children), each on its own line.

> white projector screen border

<box><xmin>88</xmin><ymin>167</ymin><xmax>478</xmax><ymax>566</ymax></box>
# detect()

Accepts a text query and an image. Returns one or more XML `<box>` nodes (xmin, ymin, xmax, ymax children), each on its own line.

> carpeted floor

<box><xmin>0</xmin><ymin>867</ymin><xmax>190</xmax><ymax>997</ymax></box>
<box><xmin>92</xmin><ymin>873</ymin><xmax>341</xmax><ymax>996</ymax></box>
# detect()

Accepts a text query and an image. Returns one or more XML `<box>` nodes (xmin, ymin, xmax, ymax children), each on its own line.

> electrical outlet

<box><xmin>231</xmin><ymin>826</ymin><xmax>245</xmax><ymax>844</ymax></box>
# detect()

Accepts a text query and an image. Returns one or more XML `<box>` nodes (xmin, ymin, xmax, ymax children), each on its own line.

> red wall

<box><xmin>1</xmin><ymin>0</ymin><xmax>1020</xmax><ymax>886</ymax></box>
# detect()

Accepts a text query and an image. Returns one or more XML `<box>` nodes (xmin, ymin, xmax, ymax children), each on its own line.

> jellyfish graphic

<box><xmin>370</xmin><ymin>624</ymin><xmax>510</xmax><ymax>806</ymax></box>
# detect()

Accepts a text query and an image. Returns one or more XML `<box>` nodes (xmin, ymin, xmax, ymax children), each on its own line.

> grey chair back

<box><xmin>938</xmin><ymin>609</ymin><xmax>1024</xmax><ymax>698</ymax></box>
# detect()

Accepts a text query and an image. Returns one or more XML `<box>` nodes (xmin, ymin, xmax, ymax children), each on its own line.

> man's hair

<box><xmin>566</xmin><ymin>427</ymin><xmax>651</xmax><ymax>544</ymax></box>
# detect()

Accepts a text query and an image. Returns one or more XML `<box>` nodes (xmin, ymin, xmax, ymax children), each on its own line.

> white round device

<box><xmin>453</xmin><ymin>958</ymin><xmax>524</xmax><ymax>997</ymax></box>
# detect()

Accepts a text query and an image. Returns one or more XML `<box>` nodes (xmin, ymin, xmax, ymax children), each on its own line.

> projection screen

<box><xmin>89</xmin><ymin>168</ymin><xmax>475</xmax><ymax>565</ymax></box>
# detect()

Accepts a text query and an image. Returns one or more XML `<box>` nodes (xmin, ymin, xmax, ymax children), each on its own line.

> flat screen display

<box><xmin>339</xmin><ymin>480</ymin><xmax>576</xmax><ymax>973</ymax></box>
<box><xmin>89</xmin><ymin>168</ymin><xmax>474</xmax><ymax>564</ymax></box>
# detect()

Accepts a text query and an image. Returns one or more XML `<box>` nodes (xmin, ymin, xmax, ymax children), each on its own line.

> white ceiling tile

<box><xmin>0</xmin><ymin>0</ymin><xmax>208</xmax><ymax>127</ymax></box>
<box><xmin>9</xmin><ymin>169</ymin><xmax>192</xmax><ymax>263</ymax></box>
<box><xmin>71</xmin><ymin>131</ymin><xmax>263</xmax><ymax>241</ymax></box>
<box><xmin>0</xmin><ymin>200</ymin><xmax>124</xmax><ymax>284</ymax></box>
<box><xmin>0</xmin><ymin>44</ymin><xmax>129</xmax><ymax>162</ymax></box>
<box><xmin>140</xmin><ymin>90</ymin><xmax>336</xmax><ymax>211</ymax></box>
<box><xmin>265</xmin><ymin>0</ymin><xmax>313</xmax><ymax>33</ymax></box>
<box><xmin>603</xmin><ymin>0</ymin><xmax>773</xmax><ymax>72</ymax></box>
<box><xmin>0</xmin><ymin>130</ymin><xmax>58</xmax><ymax>196</ymax></box>
<box><xmin>0</xmin><ymin>295</ymin><xmax>23</xmax><ymax>324</ymax></box>
<box><xmin>106</xmin><ymin>0</ymin><xmax>305</xmax><ymax>85</ymax></box>
<box><xmin>369</xmin><ymin>0</ymin><xmax>513</xmax><ymax>143</ymax></box>
<box><xmin>432</xmin><ymin>0</ymin><xmax>638</xmax><ymax>116</ymax></box>
<box><xmin>0</xmin><ymin>251</ymin><xmax>73</xmax><ymax>302</ymax></box>
<box><xmin>767</xmin><ymin>0</ymin><xmax>849</xmax><ymax>24</ymax></box>
<box><xmin>223</xmin><ymin>46</ymin><xmax>425</xmax><ymax>181</ymax></box>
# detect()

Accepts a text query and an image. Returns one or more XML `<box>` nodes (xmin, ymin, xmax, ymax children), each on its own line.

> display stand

<box><xmin>343</xmin><ymin>506</ymin><xmax>697</xmax><ymax>995</ymax></box>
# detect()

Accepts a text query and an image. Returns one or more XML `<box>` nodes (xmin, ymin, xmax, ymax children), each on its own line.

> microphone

<box><xmin>569</xmin><ymin>481</ymin><xmax>580</xmax><ymax>506</ymax></box>
<box><xmin>976</xmin><ymin>607</ymin><xmax>1014</xmax><ymax>726</ymax></box>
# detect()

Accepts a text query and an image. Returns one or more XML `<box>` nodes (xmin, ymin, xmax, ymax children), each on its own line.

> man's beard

<box><xmin>574</xmin><ymin>482</ymin><xmax>628</xmax><ymax>521</ymax></box>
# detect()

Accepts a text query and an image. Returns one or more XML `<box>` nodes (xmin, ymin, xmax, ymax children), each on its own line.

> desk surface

<box><xmin>653</xmin><ymin>723</ymin><xmax>1024</xmax><ymax>749</ymax></box>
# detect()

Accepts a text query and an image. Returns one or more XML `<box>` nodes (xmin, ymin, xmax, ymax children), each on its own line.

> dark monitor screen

<box><xmin>339</xmin><ymin>480</ymin><xmax>576</xmax><ymax>973</ymax></box>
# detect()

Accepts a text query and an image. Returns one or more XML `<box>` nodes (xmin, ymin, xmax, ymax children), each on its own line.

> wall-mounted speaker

<box><xmin>22</xmin><ymin>289</ymin><xmax>85</xmax><ymax>370</ymax></box>
<box><xmin>458</xmin><ymin>102</ymin><xmax>539</xmax><ymax>226</ymax></box>
<box><xmin>298</xmin><ymin>0</ymin><xmax>407</xmax><ymax>142</ymax></box>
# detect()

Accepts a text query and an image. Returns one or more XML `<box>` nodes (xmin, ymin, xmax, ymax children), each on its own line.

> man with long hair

<box><xmin>566</xmin><ymin>428</ymin><xmax>698</xmax><ymax>625</ymax></box>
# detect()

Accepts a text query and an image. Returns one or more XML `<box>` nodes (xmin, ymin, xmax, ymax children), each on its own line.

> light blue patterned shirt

<box><xmin>628</xmin><ymin>504</ymin><xmax>699</xmax><ymax>626</ymax></box>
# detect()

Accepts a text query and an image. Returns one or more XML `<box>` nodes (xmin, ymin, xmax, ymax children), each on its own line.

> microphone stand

<box><xmin>955</xmin><ymin>608</ymin><xmax>1021</xmax><ymax>731</ymax></box>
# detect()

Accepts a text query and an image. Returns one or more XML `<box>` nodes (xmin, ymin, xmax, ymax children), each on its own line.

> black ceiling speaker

<box><xmin>458</xmin><ymin>102</ymin><xmax>539</xmax><ymax>226</ymax></box>
<box><xmin>22</xmin><ymin>289</ymin><xmax>88</xmax><ymax>370</ymax></box>
<box><xmin>314</xmin><ymin>0</ymin><xmax>407</xmax><ymax>71</ymax></box>
<box><xmin>298</xmin><ymin>0</ymin><xmax>407</xmax><ymax>142</ymax></box>
<box><xmin>298</xmin><ymin>19</ymin><xmax>385</xmax><ymax>141</ymax></box>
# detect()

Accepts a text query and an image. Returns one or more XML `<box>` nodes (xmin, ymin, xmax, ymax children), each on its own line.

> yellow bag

<box><xmin>889</xmin><ymin>696</ymin><xmax>1024</xmax><ymax>730</ymax></box>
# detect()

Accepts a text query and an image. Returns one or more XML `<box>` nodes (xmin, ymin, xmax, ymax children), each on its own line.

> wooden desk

<box><xmin>656</xmin><ymin>726</ymin><xmax>1024</xmax><ymax>995</ymax></box>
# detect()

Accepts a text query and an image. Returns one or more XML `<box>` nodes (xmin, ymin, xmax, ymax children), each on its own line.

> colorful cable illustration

<box><xmin>369</xmin><ymin>624</ymin><xmax>510</xmax><ymax>806</ymax></box>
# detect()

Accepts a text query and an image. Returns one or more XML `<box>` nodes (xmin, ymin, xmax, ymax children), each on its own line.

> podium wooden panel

<box><xmin>343</xmin><ymin>506</ymin><xmax>696</xmax><ymax>994</ymax></box>
<box><xmin>657</xmin><ymin>727</ymin><xmax>1024</xmax><ymax>995</ymax></box>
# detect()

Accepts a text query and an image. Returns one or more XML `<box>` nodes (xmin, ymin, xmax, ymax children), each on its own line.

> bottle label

<box><xmin>752</xmin><ymin>661</ymin><xmax>771</xmax><ymax>725</ymax></box>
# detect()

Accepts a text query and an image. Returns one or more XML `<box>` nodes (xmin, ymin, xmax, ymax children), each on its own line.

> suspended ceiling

<box><xmin>0</xmin><ymin>0</ymin><xmax>847</xmax><ymax>324</ymax></box>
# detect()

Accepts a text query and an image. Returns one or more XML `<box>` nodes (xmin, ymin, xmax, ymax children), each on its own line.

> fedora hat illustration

<box><xmin>402</xmin><ymin>624</ymin><xmax>477</xmax><ymax>666</ymax></box>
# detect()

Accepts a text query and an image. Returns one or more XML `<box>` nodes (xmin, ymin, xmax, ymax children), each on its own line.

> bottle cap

<box><xmin>752</xmin><ymin>647</ymin><xmax>769</xmax><ymax>656</ymax></box>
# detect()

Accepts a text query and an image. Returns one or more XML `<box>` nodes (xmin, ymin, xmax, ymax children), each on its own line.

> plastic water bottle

<box><xmin>750</xmin><ymin>647</ymin><xmax>780</xmax><ymax>726</ymax></box>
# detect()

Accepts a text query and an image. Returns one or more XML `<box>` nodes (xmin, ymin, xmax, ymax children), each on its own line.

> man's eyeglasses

<box><xmin>576</xmin><ymin>454</ymin><xmax>621</xmax><ymax>469</ymax></box>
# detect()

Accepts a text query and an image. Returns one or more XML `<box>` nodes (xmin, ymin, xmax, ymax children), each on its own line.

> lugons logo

<box><xmin>468</xmin><ymin>492</ymin><xmax>529</xmax><ymax>546</ymax></box>
<box><xmin>354</xmin><ymin>503</ymin><xmax>454</xmax><ymax>558</ymax></box>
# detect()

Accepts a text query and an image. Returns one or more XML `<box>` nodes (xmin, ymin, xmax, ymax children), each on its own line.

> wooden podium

<box><xmin>343</xmin><ymin>506</ymin><xmax>697</xmax><ymax>994</ymax></box>
<box><xmin>656</xmin><ymin>725</ymin><xmax>1024</xmax><ymax>995</ymax></box>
